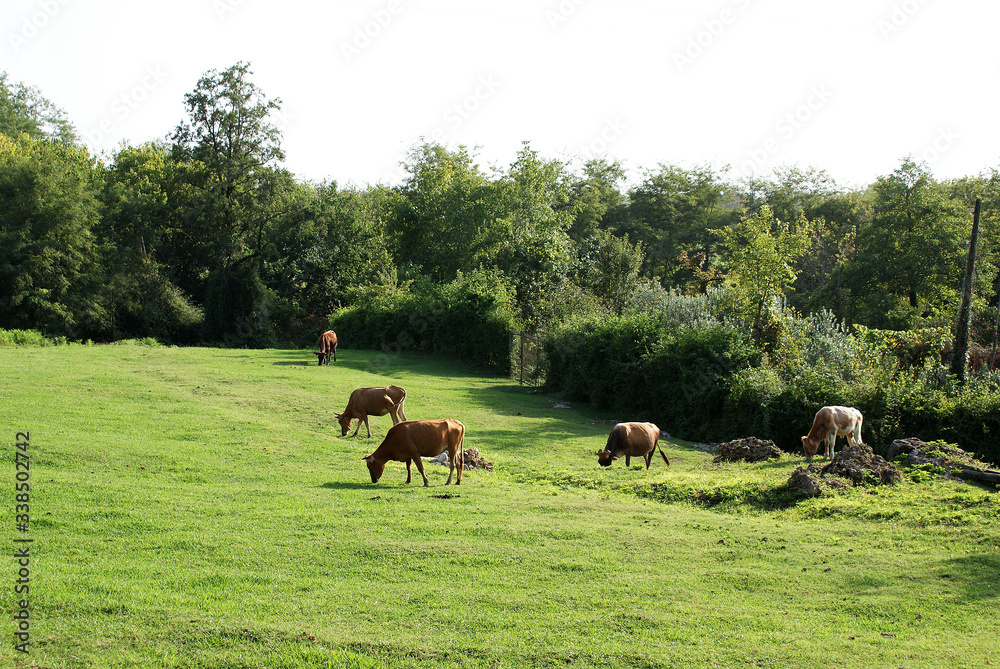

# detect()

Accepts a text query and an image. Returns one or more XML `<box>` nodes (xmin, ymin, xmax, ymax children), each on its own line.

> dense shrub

<box><xmin>0</xmin><ymin>329</ymin><xmax>52</xmax><ymax>346</ymax></box>
<box><xmin>544</xmin><ymin>310</ymin><xmax>759</xmax><ymax>438</ymax></box>
<box><xmin>329</xmin><ymin>270</ymin><xmax>517</xmax><ymax>373</ymax></box>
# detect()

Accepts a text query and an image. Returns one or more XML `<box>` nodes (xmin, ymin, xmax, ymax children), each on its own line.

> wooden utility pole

<box><xmin>951</xmin><ymin>198</ymin><xmax>982</xmax><ymax>382</ymax></box>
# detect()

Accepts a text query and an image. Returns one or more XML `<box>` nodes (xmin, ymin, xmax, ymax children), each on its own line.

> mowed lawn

<box><xmin>1</xmin><ymin>345</ymin><xmax>998</xmax><ymax>668</ymax></box>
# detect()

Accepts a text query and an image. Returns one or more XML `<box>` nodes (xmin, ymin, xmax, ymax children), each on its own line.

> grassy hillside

<box><xmin>1</xmin><ymin>345</ymin><xmax>998</xmax><ymax>668</ymax></box>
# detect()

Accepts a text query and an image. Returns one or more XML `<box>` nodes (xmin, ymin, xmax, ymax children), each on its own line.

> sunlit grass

<box><xmin>1</xmin><ymin>345</ymin><xmax>998</xmax><ymax>668</ymax></box>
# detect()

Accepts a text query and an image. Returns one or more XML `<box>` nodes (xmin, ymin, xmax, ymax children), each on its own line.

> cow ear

<box><xmin>595</xmin><ymin>450</ymin><xmax>604</xmax><ymax>456</ymax></box>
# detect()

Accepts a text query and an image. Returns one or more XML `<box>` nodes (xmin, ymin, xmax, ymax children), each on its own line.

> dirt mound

<box><xmin>713</xmin><ymin>437</ymin><xmax>783</xmax><ymax>463</ymax></box>
<box><xmin>888</xmin><ymin>438</ymin><xmax>979</xmax><ymax>469</ymax></box>
<box><xmin>787</xmin><ymin>465</ymin><xmax>850</xmax><ymax>497</ymax></box>
<box><xmin>820</xmin><ymin>443</ymin><xmax>901</xmax><ymax>486</ymax></box>
<box><xmin>887</xmin><ymin>438</ymin><xmax>1000</xmax><ymax>486</ymax></box>
<box><xmin>427</xmin><ymin>448</ymin><xmax>494</xmax><ymax>472</ymax></box>
<box><xmin>459</xmin><ymin>448</ymin><xmax>494</xmax><ymax>472</ymax></box>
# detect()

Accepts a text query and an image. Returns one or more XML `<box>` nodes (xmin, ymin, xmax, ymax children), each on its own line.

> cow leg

<box><xmin>825</xmin><ymin>435</ymin><xmax>835</xmax><ymax>459</ymax></box>
<box><xmin>405</xmin><ymin>459</ymin><xmax>412</xmax><ymax>484</ymax></box>
<box><xmin>412</xmin><ymin>457</ymin><xmax>430</xmax><ymax>487</ymax></box>
<box><xmin>351</xmin><ymin>418</ymin><xmax>362</xmax><ymax>438</ymax></box>
<box><xmin>445</xmin><ymin>447</ymin><xmax>462</xmax><ymax>485</ymax></box>
<box><xmin>625</xmin><ymin>454</ymin><xmax>631</xmax><ymax>467</ymax></box>
<box><xmin>364</xmin><ymin>416</ymin><xmax>372</xmax><ymax>439</ymax></box>
<box><xmin>645</xmin><ymin>452</ymin><xmax>653</xmax><ymax>469</ymax></box>
<box><xmin>332</xmin><ymin>346</ymin><xmax>337</xmax><ymax>362</ymax></box>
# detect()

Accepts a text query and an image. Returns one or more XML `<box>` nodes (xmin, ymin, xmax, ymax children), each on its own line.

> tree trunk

<box><xmin>950</xmin><ymin>198</ymin><xmax>982</xmax><ymax>382</ymax></box>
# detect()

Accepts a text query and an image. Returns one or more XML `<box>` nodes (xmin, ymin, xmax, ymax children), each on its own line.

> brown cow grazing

<box><xmin>336</xmin><ymin>386</ymin><xmax>408</xmax><ymax>438</ymax></box>
<box><xmin>363</xmin><ymin>418</ymin><xmax>465</xmax><ymax>486</ymax></box>
<box><xmin>597</xmin><ymin>422</ymin><xmax>670</xmax><ymax>469</ymax></box>
<box><xmin>314</xmin><ymin>330</ymin><xmax>338</xmax><ymax>365</ymax></box>
<box><xmin>801</xmin><ymin>405</ymin><xmax>863</xmax><ymax>459</ymax></box>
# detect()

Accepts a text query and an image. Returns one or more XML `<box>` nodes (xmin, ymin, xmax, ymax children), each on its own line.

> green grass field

<box><xmin>1</xmin><ymin>344</ymin><xmax>998</xmax><ymax>668</ymax></box>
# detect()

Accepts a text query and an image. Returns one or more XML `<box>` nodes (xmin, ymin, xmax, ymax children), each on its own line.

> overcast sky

<box><xmin>4</xmin><ymin>0</ymin><xmax>998</xmax><ymax>190</ymax></box>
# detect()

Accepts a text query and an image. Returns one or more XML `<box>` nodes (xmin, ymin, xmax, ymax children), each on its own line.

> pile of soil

<box><xmin>887</xmin><ymin>438</ymin><xmax>1000</xmax><ymax>486</ymax></box>
<box><xmin>785</xmin><ymin>443</ymin><xmax>900</xmax><ymax>496</ymax></box>
<box><xmin>713</xmin><ymin>437</ymin><xmax>783</xmax><ymax>463</ymax></box>
<box><xmin>888</xmin><ymin>438</ymin><xmax>980</xmax><ymax>470</ymax></box>
<box><xmin>820</xmin><ymin>442</ymin><xmax>901</xmax><ymax>485</ymax></box>
<box><xmin>459</xmin><ymin>448</ymin><xmax>494</xmax><ymax>472</ymax></box>
<box><xmin>427</xmin><ymin>448</ymin><xmax>494</xmax><ymax>472</ymax></box>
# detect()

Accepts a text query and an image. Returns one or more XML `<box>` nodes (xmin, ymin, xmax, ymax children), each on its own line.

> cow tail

<box><xmin>658</xmin><ymin>443</ymin><xmax>670</xmax><ymax>466</ymax></box>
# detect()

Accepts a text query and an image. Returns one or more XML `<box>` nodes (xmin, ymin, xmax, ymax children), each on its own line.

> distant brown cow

<box><xmin>314</xmin><ymin>330</ymin><xmax>338</xmax><ymax>365</ymax></box>
<box><xmin>363</xmin><ymin>418</ymin><xmax>465</xmax><ymax>486</ymax></box>
<box><xmin>801</xmin><ymin>405</ymin><xmax>863</xmax><ymax>459</ymax></box>
<box><xmin>336</xmin><ymin>385</ymin><xmax>408</xmax><ymax>438</ymax></box>
<box><xmin>597</xmin><ymin>422</ymin><xmax>670</xmax><ymax>469</ymax></box>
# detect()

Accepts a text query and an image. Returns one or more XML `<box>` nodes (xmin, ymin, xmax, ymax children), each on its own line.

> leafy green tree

<box><xmin>842</xmin><ymin>159</ymin><xmax>969</xmax><ymax>329</ymax></box>
<box><xmin>574</xmin><ymin>229</ymin><xmax>644</xmax><ymax>314</ymax></box>
<box><xmin>170</xmin><ymin>62</ymin><xmax>292</xmax><ymax>344</ymax></box>
<box><xmin>716</xmin><ymin>205</ymin><xmax>808</xmax><ymax>342</ymax></box>
<box><xmin>391</xmin><ymin>142</ymin><xmax>495</xmax><ymax>281</ymax></box>
<box><xmin>99</xmin><ymin>143</ymin><xmax>203</xmax><ymax>340</ymax></box>
<box><xmin>0</xmin><ymin>71</ymin><xmax>77</xmax><ymax>144</ymax></box>
<box><xmin>264</xmin><ymin>182</ymin><xmax>395</xmax><ymax>319</ymax></box>
<box><xmin>614</xmin><ymin>163</ymin><xmax>738</xmax><ymax>285</ymax></box>
<box><xmin>567</xmin><ymin>158</ymin><xmax>626</xmax><ymax>243</ymax></box>
<box><xmin>0</xmin><ymin>135</ymin><xmax>104</xmax><ymax>335</ymax></box>
<box><xmin>483</xmin><ymin>143</ymin><xmax>574</xmax><ymax>327</ymax></box>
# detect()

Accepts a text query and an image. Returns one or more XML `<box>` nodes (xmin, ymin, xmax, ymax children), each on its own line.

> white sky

<box><xmin>3</xmin><ymin>0</ymin><xmax>998</xmax><ymax>191</ymax></box>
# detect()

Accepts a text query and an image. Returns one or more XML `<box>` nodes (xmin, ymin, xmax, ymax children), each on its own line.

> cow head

<box><xmin>336</xmin><ymin>413</ymin><xmax>352</xmax><ymax>436</ymax></box>
<box><xmin>801</xmin><ymin>436</ymin><xmax>820</xmax><ymax>458</ymax></box>
<box><xmin>314</xmin><ymin>351</ymin><xmax>327</xmax><ymax>365</ymax></box>
<box><xmin>363</xmin><ymin>454</ymin><xmax>385</xmax><ymax>483</ymax></box>
<box><xmin>596</xmin><ymin>449</ymin><xmax>617</xmax><ymax>467</ymax></box>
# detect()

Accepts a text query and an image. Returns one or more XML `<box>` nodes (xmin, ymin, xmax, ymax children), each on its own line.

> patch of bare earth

<box><xmin>712</xmin><ymin>437</ymin><xmax>783</xmax><ymax>463</ymax></box>
<box><xmin>787</xmin><ymin>443</ymin><xmax>900</xmax><ymax>497</ymax></box>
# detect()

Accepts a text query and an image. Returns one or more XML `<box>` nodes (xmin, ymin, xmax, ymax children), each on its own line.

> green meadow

<box><xmin>1</xmin><ymin>345</ymin><xmax>998</xmax><ymax>668</ymax></box>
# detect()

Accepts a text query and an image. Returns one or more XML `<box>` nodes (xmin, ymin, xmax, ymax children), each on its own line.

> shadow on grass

<box><xmin>943</xmin><ymin>553</ymin><xmax>1000</xmax><ymax>602</ymax></box>
<box><xmin>320</xmin><ymin>481</ymin><xmax>375</xmax><ymax>491</ymax></box>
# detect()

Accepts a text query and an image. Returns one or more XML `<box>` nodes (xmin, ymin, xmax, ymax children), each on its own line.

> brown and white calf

<box><xmin>801</xmin><ymin>405</ymin><xmax>863</xmax><ymax>459</ymax></box>
<box><xmin>597</xmin><ymin>422</ymin><xmax>670</xmax><ymax>469</ymax></box>
<box><xmin>363</xmin><ymin>418</ymin><xmax>465</xmax><ymax>486</ymax></box>
<box><xmin>336</xmin><ymin>386</ymin><xmax>408</xmax><ymax>438</ymax></box>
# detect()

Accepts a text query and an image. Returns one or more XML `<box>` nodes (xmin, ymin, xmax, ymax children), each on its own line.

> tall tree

<box><xmin>170</xmin><ymin>62</ymin><xmax>290</xmax><ymax>344</ymax></box>
<box><xmin>843</xmin><ymin>159</ymin><xmax>968</xmax><ymax>329</ymax></box>
<box><xmin>716</xmin><ymin>205</ymin><xmax>808</xmax><ymax>342</ymax></box>
<box><xmin>0</xmin><ymin>71</ymin><xmax>77</xmax><ymax>144</ymax></box>
<box><xmin>99</xmin><ymin>142</ymin><xmax>203</xmax><ymax>340</ymax></box>
<box><xmin>567</xmin><ymin>158</ymin><xmax>626</xmax><ymax>243</ymax></box>
<box><xmin>0</xmin><ymin>135</ymin><xmax>104</xmax><ymax>335</ymax></box>
<box><xmin>391</xmin><ymin>142</ymin><xmax>494</xmax><ymax>282</ymax></box>
<box><xmin>484</xmin><ymin>142</ymin><xmax>574</xmax><ymax>327</ymax></box>
<box><xmin>615</xmin><ymin>163</ymin><xmax>738</xmax><ymax>285</ymax></box>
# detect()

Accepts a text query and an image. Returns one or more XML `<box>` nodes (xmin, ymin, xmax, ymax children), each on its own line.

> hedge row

<box><xmin>543</xmin><ymin>312</ymin><xmax>1000</xmax><ymax>464</ymax></box>
<box><xmin>329</xmin><ymin>272</ymin><xmax>517</xmax><ymax>375</ymax></box>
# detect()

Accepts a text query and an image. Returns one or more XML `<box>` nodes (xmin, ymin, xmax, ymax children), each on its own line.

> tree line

<box><xmin>2</xmin><ymin>63</ymin><xmax>998</xmax><ymax>350</ymax></box>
